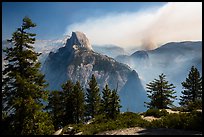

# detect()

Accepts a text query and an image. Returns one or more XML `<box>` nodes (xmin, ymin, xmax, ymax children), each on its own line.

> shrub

<box><xmin>162</xmin><ymin>113</ymin><xmax>183</xmax><ymax>129</ymax></box>
<box><xmin>119</xmin><ymin>112</ymin><xmax>141</xmax><ymax>119</ymax></box>
<box><xmin>92</xmin><ymin>114</ymin><xmax>109</xmax><ymax>124</ymax></box>
<box><xmin>185</xmin><ymin>110</ymin><xmax>202</xmax><ymax>131</ymax></box>
<box><xmin>159</xmin><ymin>109</ymin><xmax>169</xmax><ymax>117</ymax></box>
<box><xmin>64</xmin><ymin>112</ymin><xmax>151</xmax><ymax>135</ymax></box>
<box><xmin>171</xmin><ymin>106</ymin><xmax>186</xmax><ymax>112</ymax></box>
<box><xmin>186</xmin><ymin>101</ymin><xmax>202</xmax><ymax>111</ymax></box>
<box><xmin>149</xmin><ymin>111</ymin><xmax>202</xmax><ymax>131</ymax></box>
<box><xmin>144</xmin><ymin>109</ymin><xmax>168</xmax><ymax>118</ymax></box>
<box><xmin>117</xmin><ymin>112</ymin><xmax>150</xmax><ymax>128</ymax></box>
<box><xmin>144</xmin><ymin>108</ymin><xmax>160</xmax><ymax>117</ymax></box>
<box><xmin>148</xmin><ymin>119</ymin><xmax>165</xmax><ymax>128</ymax></box>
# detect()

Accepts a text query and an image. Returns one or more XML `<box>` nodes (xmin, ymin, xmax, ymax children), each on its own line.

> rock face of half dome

<box><xmin>42</xmin><ymin>31</ymin><xmax>147</xmax><ymax>112</ymax></box>
<box><xmin>65</xmin><ymin>31</ymin><xmax>92</xmax><ymax>51</ymax></box>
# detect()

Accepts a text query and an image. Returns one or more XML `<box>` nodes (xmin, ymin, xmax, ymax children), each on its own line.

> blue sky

<box><xmin>2</xmin><ymin>2</ymin><xmax>166</xmax><ymax>40</ymax></box>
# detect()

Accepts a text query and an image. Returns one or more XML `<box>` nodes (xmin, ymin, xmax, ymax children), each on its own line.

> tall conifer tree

<box><xmin>109</xmin><ymin>89</ymin><xmax>121</xmax><ymax>119</ymax></box>
<box><xmin>100</xmin><ymin>84</ymin><xmax>112</xmax><ymax>115</ymax></box>
<box><xmin>72</xmin><ymin>81</ymin><xmax>85</xmax><ymax>124</ymax></box>
<box><xmin>61</xmin><ymin>80</ymin><xmax>75</xmax><ymax>125</ymax></box>
<box><xmin>86</xmin><ymin>74</ymin><xmax>101</xmax><ymax>118</ymax></box>
<box><xmin>180</xmin><ymin>66</ymin><xmax>202</xmax><ymax>109</ymax></box>
<box><xmin>145</xmin><ymin>73</ymin><xmax>176</xmax><ymax>109</ymax></box>
<box><xmin>2</xmin><ymin>17</ymin><xmax>54</xmax><ymax>135</ymax></box>
<box><xmin>46</xmin><ymin>90</ymin><xmax>63</xmax><ymax>130</ymax></box>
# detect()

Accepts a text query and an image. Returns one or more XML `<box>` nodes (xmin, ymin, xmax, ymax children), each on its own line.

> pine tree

<box><xmin>61</xmin><ymin>80</ymin><xmax>75</xmax><ymax>125</ymax></box>
<box><xmin>72</xmin><ymin>81</ymin><xmax>85</xmax><ymax>124</ymax></box>
<box><xmin>100</xmin><ymin>84</ymin><xmax>112</xmax><ymax>116</ymax></box>
<box><xmin>109</xmin><ymin>89</ymin><xmax>121</xmax><ymax>119</ymax></box>
<box><xmin>145</xmin><ymin>73</ymin><xmax>177</xmax><ymax>109</ymax></box>
<box><xmin>46</xmin><ymin>80</ymin><xmax>79</xmax><ymax>127</ymax></box>
<box><xmin>2</xmin><ymin>17</ymin><xmax>54</xmax><ymax>135</ymax></box>
<box><xmin>46</xmin><ymin>90</ymin><xmax>64</xmax><ymax>130</ymax></box>
<box><xmin>21</xmin><ymin>111</ymin><xmax>54</xmax><ymax>135</ymax></box>
<box><xmin>86</xmin><ymin>74</ymin><xmax>101</xmax><ymax>118</ymax></box>
<box><xmin>179</xmin><ymin>66</ymin><xmax>202</xmax><ymax>109</ymax></box>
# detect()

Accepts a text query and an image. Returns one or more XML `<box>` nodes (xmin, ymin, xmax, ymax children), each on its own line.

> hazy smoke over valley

<box><xmin>65</xmin><ymin>2</ymin><xmax>202</xmax><ymax>50</ymax></box>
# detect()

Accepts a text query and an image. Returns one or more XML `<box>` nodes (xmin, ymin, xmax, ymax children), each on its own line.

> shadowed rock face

<box><xmin>42</xmin><ymin>31</ymin><xmax>147</xmax><ymax>112</ymax></box>
<box><xmin>119</xmin><ymin>70</ymin><xmax>148</xmax><ymax>112</ymax></box>
<box><xmin>42</xmin><ymin>32</ymin><xmax>131</xmax><ymax>89</ymax></box>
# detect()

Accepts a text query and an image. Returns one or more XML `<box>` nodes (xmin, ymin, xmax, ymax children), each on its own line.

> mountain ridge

<box><xmin>41</xmin><ymin>31</ymin><xmax>147</xmax><ymax>112</ymax></box>
<box><xmin>115</xmin><ymin>41</ymin><xmax>202</xmax><ymax>106</ymax></box>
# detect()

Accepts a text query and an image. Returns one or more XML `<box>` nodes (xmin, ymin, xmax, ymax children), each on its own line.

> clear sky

<box><xmin>2</xmin><ymin>2</ymin><xmax>166</xmax><ymax>40</ymax></box>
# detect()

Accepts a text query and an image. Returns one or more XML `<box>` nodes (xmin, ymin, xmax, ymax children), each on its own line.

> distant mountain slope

<box><xmin>92</xmin><ymin>44</ymin><xmax>127</xmax><ymax>58</ymax></box>
<box><xmin>116</xmin><ymin>41</ymin><xmax>202</xmax><ymax>106</ymax></box>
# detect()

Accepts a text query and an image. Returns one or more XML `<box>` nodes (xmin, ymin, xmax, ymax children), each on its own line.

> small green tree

<box><xmin>145</xmin><ymin>73</ymin><xmax>177</xmax><ymax>109</ymax></box>
<box><xmin>46</xmin><ymin>90</ymin><xmax>64</xmax><ymax>130</ymax></box>
<box><xmin>46</xmin><ymin>80</ymin><xmax>81</xmax><ymax>127</ymax></box>
<box><xmin>61</xmin><ymin>80</ymin><xmax>75</xmax><ymax>125</ymax></box>
<box><xmin>86</xmin><ymin>74</ymin><xmax>101</xmax><ymax>118</ymax></box>
<box><xmin>72</xmin><ymin>81</ymin><xmax>85</xmax><ymax>124</ymax></box>
<box><xmin>100</xmin><ymin>84</ymin><xmax>121</xmax><ymax>119</ymax></box>
<box><xmin>100</xmin><ymin>84</ymin><xmax>112</xmax><ymax>116</ymax></box>
<box><xmin>2</xmin><ymin>16</ymin><xmax>54</xmax><ymax>135</ymax></box>
<box><xmin>109</xmin><ymin>89</ymin><xmax>121</xmax><ymax>119</ymax></box>
<box><xmin>179</xmin><ymin>66</ymin><xmax>202</xmax><ymax>110</ymax></box>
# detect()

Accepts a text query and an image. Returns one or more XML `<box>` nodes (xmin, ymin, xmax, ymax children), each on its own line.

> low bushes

<box><xmin>149</xmin><ymin>110</ymin><xmax>202</xmax><ymax>131</ymax></box>
<box><xmin>144</xmin><ymin>109</ymin><xmax>169</xmax><ymax>118</ymax></box>
<box><xmin>62</xmin><ymin>112</ymin><xmax>150</xmax><ymax>135</ymax></box>
<box><xmin>62</xmin><ymin>110</ymin><xmax>202</xmax><ymax>135</ymax></box>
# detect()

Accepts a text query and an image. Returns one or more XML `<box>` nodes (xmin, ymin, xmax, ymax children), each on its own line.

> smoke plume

<box><xmin>65</xmin><ymin>2</ymin><xmax>202</xmax><ymax>50</ymax></box>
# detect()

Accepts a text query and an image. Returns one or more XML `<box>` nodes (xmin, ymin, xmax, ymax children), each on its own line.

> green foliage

<box><xmin>117</xmin><ymin>112</ymin><xmax>149</xmax><ymax>128</ymax></box>
<box><xmin>145</xmin><ymin>73</ymin><xmax>177</xmax><ymax>109</ymax></box>
<box><xmin>100</xmin><ymin>84</ymin><xmax>121</xmax><ymax>119</ymax></box>
<box><xmin>47</xmin><ymin>80</ymin><xmax>86</xmax><ymax>127</ymax></box>
<box><xmin>62</xmin><ymin>109</ymin><xmax>202</xmax><ymax>135</ymax></box>
<box><xmin>72</xmin><ymin>81</ymin><xmax>85</xmax><ymax>124</ymax></box>
<box><xmin>62</xmin><ymin>112</ymin><xmax>150</xmax><ymax>135</ymax></box>
<box><xmin>144</xmin><ymin>109</ymin><xmax>168</xmax><ymax>118</ymax></box>
<box><xmin>171</xmin><ymin>106</ymin><xmax>186</xmax><ymax>112</ymax></box>
<box><xmin>61</xmin><ymin>80</ymin><xmax>75</xmax><ymax>125</ymax></box>
<box><xmin>180</xmin><ymin>66</ymin><xmax>202</xmax><ymax>110</ymax></box>
<box><xmin>144</xmin><ymin>108</ymin><xmax>159</xmax><ymax>117</ymax></box>
<box><xmin>86</xmin><ymin>74</ymin><xmax>101</xmax><ymax>118</ymax></box>
<box><xmin>21</xmin><ymin>111</ymin><xmax>54</xmax><ymax>135</ymax></box>
<box><xmin>2</xmin><ymin>16</ymin><xmax>53</xmax><ymax>135</ymax></box>
<box><xmin>46</xmin><ymin>90</ymin><xmax>64</xmax><ymax>130</ymax></box>
<box><xmin>185</xmin><ymin>100</ymin><xmax>202</xmax><ymax>111</ymax></box>
<box><xmin>100</xmin><ymin>84</ymin><xmax>112</xmax><ymax>115</ymax></box>
<box><xmin>109</xmin><ymin>89</ymin><xmax>121</xmax><ymax>119</ymax></box>
<box><xmin>159</xmin><ymin>109</ymin><xmax>169</xmax><ymax>117</ymax></box>
<box><xmin>149</xmin><ymin>111</ymin><xmax>202</xmax><ymax>131</ymax></box>
<box><xmin>110</xmin><ymin>89</ymin><xmax>121</xmax><ymax>119</ymax></box>
<box><xmin>92</xmin><ymin>114</ymin><xmax>110</xmax><ymax>124</ymax></box>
